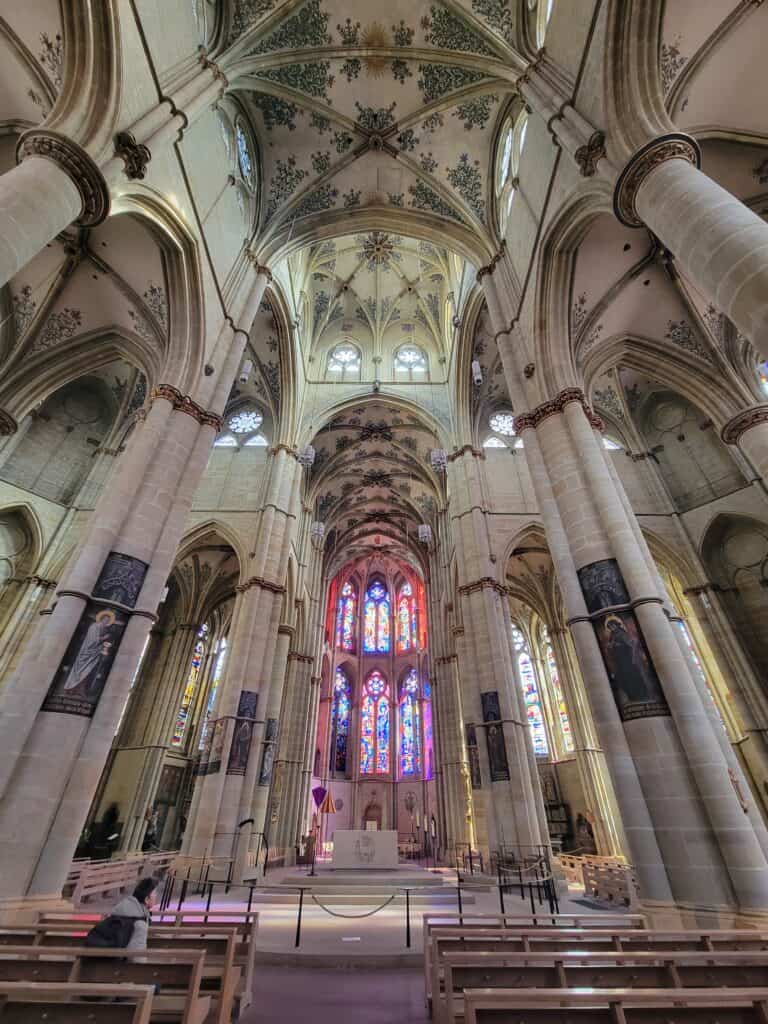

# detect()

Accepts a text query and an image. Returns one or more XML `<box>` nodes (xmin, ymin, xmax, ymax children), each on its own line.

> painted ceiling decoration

<box><xmin>223</xmin><ymin>0</ymin><xmax>517</xmax><ymax>243</ymax></box>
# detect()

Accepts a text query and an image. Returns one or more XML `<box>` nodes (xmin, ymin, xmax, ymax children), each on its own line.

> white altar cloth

<box><xmin>330</xmin><ymin>829</ymin><xmax>398</xmax><ymax>869</ymax></box>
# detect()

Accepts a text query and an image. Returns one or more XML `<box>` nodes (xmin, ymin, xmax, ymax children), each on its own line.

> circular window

<box><xmin>235</xmin><ymin>121</ymin><xmax>256</xmax><ymax>189</ymax></box>
<box><xmin>229</xmin><ymin>410</ymin><xmax>263</xmax><ymax>434</ymax></box>
<box><xmin>489</xmin><ymin>411</ymin><xmax>516</xmax><ymax>436</ymax></box>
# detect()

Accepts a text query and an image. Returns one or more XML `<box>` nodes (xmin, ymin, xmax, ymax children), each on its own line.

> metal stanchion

<box><xmin>528</xmin><ymin>880</ymin><xmax>536</xmax><ymax>915</ymax></box>
<box><xmin>205</xmin><ymin>881</ymin><xmax>213</xmax><ymax>918</ymax></box>
<box><xmin>295</xmin><ymin>888</ymin><xmax>305</xmax><ymax>948</ymax></box>
<box><xmin>406</xmin><ymin>889</ymin><xmax>411</xmax><ymax>949</ymax></box>
<box><xmin>457</xmin><ymin>876</ymin><xmax>463</xmax><ymax>921</ymax></box>
<box><xmin>176</xmin><ymin>878</ymin><xmax>188</xmax><ymax>912</ymax></box>
<box><xmin>247</xmin><ymin>886</ymin><xmax>254</xmax><ymax>914</ymax></box>
<box><xmin>497</xmin><ymin>864</ymin><xmax>505</xmax><ymax>914</ymax></box>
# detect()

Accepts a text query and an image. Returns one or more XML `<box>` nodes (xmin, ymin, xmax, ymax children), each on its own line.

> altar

<box><xmin>330</xmin><ymin>829</ymin><xmax>399</xmax><ymax>869</ymax></box>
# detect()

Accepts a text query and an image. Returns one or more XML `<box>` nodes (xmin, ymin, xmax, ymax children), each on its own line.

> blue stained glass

<box><xmin>399</xmin><ymin>670</ymin><xmax>420</xmax><ymax>776</ymax></box>
<box><xmin>360</xmin><ymin>671</ymin><xmax>390</xmax><ymax>774</ymax></box>
<box><xmin>236</xmin><ymin>124</ymin><xmax>253</xmax><ymax>184</ymax></box>
<box><xmin>519</xmin><ymin>651</ymin><xmax>549</xmax><ymax>755</ymax></box>
<box><xmin>363</xmin><ymin>580</ymin><xmax>390</xmax><ymax>653</ymax></box>
<box><xmin>336</xmin><ymin>581</ymin><xmax>356</xmax><ymax>650</ymax></box>
<box><xmin>331</xmin><ymin>667</ymin><xmax>351</xmax><ymax>772</ymax></box>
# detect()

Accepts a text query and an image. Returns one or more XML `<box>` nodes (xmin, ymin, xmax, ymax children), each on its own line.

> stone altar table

<box><xmin>330</xmin><ymin>829</ymin><xmax>398</xmax><ymax>869</ymax></box>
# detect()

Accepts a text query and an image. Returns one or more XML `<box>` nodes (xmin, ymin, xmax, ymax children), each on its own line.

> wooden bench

<box><xmin>149</xmin><ymin>910</ymin><xmax>258</xmax><ymax>1013</ymax></box>
<box><xmin>423</xmin><ymin>914</ymin><xmax>647</xmax><ymax>1005</ymax></box>
<box><xmin>0</xmin><ymin>947</ymin><xmax>208</xmax><ymax>1024</ymax></box>
<box><xmin>70</xmin><ymin>853</ymin><xmax>176</xmax><ymax>906</ymax></box>
<box><xmin>582</xmin><ymin>858</ymin><xmax>638</xmax><ymax>907</ymax></box>
<box><xmin>462</xmin><ymin>987</ymin><xmax>768</xmax><ymax>1024</ymax></box>
<box><xmin>426</xmin><ymin>928</ymin><xmax>768</xmax><ymax>1011</ymax></box>
<box><xmin>0</xmin><ymin>981</ymin><xmax>154</xmax><ymax>1023</ymax></box>
<box><xmin>439</xmin><ymin>950</ymin><xmax>768</xmax><ymax>1024</ymax></box>
<box><xmin>0</xmin><ymin>924</ymin><xmax>238</xmax><ymax>1024</ymax></box>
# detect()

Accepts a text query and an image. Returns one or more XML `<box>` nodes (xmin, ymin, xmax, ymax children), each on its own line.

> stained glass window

<box><xmin>490</xmin><ymin>410</ymin><xmax>516</xmax><ymax>435</ymax></box>
<box><xmin>335</xmin><ymin>581</ymin><xmax>357</xmax><ymax>651</ymax></box>
<box><xmin>512</xmin><ymin>625</ymin><xmax>549</xmax><ymax>756</ymax></box>
<box><xmin>330</xmin><ymin>667</ymin><xmax>352</xmax><ymax>773</ymax></box>
<box><xmin>759</xmin><ymin>361</ymin><xmax>768</xmax><ymax>395</ymax></box>
<box><xmin>198</xmin><ymin>637</ymin><xmax>227</xmax><ymax>751</ymax></box>
<box><xmin>172</xmin><ymin>623</ymin><xmax>208</xmax><ymax>748</ymax></box>
<box><xmin>327</xmin><ymin>343</ymin><xmax>361</xmax><ymax>377</ymax></box>
<box><xmin>229</xmin><ymin>410</ymin><xmax>263</xmax><ymax>433</ymax></box>
<box><xmin>399</xmin><ymin>669</ymin><xmax>421</xmax><ymax>776</ymax></box>
<box><xmin>676</xmin><ymin>620</ymin><xmax>726</xmax><ymax>731</ymax></box>
<box><xmin>360</xmin><ymin>671</ymin><xmax>390</xmax><ymax>774</ymax></box>
<box><xmin>544</xmin><ymin>637</ymin><xmax>573</xmax><ymax>753</ymax></box>
<box><xmin>423</xmin><ymin>679</ymin><xmax>434</xmax><ymax>780</ymax></box>
<box><xmin>363</xmin><ymin>580</ymin><xmax>390</xmax><ymax>653</ymax></box>
<box><xmin>394</xmin><ymin>345</ymin><xmax>428</xmax><ymax>377</ymax></box>
<box><xmin>236</xmin><ymin>121</ymin><xmax>255</xmax><ymax>187</ymax></box>
<box><xmin>396</xmin><ymin>581</ymin><xmax>417</xmax><ymax>652</ymax></box>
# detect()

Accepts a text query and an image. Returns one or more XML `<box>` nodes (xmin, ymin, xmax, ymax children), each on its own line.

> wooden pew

<box><xmin>438</xmin><ymin>950</ymin><xmax>768</xmax><ymax>1024</ymax></box>
<box><xmin>70</xmin><ymin>853</ymin><xmax>176</xmax><ymax>907</ymax></box>
<box><xmin>0</xmin><ymin>981</ymin><xmax>154</xmax><ymax>1023</ymax></box>
<box><xmin>462</xmin><ymin>987</ymin><xmax>768</xmax><ymax>1024</ymax></box>
<box><xmin>582</xmin><ymin>858</ymin><xmax>638</xmax><ymax>907</ymax></box>
<box><xmin>0</xmin><ymin>947</ymin><xmax>208</xmax><ymax>1024</ymax></box>
<box><xmin>0</xmin><ymin>924</ymin><xmax>238</xmax><ymax>1024</ymax></box>
<box><xmin>426</xmin><ymin>928</ymin><xmax>768</xmax><ymax>1011</ymax></box>
<box><xmin>423</xmin><ymin>914</ymin><xmax>647</xmax><ymax>1005</ymax></box>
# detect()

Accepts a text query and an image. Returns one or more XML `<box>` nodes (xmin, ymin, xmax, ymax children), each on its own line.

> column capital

<box><xmin>721</xmin><ymin>406</ymin><xmax>768</xmax><ymax>445</ymax></box>
<box><xmin>149</xmin><ymin>384</ymin><xmax>223</xmax><ymax>430</ymax></box>
<box><xmin>457</xmin><ymin>577</ymin><xmax>507</xmax><ymax>597</ymax></box>
<box><xmin>245</xmin><ymin>251</ymin><xmax>273</xmax><ymax>282</ymax></box>
<box><xmin>614</xmin><ymin>132</ymin><xmax>701</xmax><ymax>228</ymax></box>
<box><xmin>0</xmin><ymin>409</ymin><xmax>18</xmax><ymax>435</ymax></box>
<box><xmin>16</xmin><ymin>130</ymin><xmax>110</xmax><ymax>227</ymax></box>
<box><xmin>476</xmin><ymin>241</ymin><xmax>506</xmax><ymax>282</ymax></box>
<box><xmin>235</xmin><ymin>575</ymin><xmax>286</xmax><ymax>595</ymax></box>
<box><xmin>514</xmin><ymin>387</ymin><xmax>604</xmax><ymax>433</ymax></box>
<box><xmin>447</xmin><ymin>445</ymin><xmax>484</xmax><ymax>462</ymax></box>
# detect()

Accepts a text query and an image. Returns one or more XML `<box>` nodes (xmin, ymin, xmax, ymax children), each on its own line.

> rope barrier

<box><xmin>309</xmin><ymin>891</ymin><xmax>397</xmax><ymax>918</ymax></box>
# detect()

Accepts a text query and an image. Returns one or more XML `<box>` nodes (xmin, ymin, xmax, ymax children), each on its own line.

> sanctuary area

<box><xmin>1</xmin><ymin>0</ymin><xmax>768</xmax><ymax>1020</ymax></box>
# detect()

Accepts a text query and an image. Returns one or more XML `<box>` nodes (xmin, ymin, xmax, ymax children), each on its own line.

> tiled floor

<box><xmin>241</xmin><ymin>965</ymin><xmax>430</xmax><ymax>1023</ymax></box>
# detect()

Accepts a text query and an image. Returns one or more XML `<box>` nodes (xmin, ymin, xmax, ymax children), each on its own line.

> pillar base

<box><xmin>0</xmin><ymin>894</ymin><xmax>74</xmax><ymax>924</ymax></box>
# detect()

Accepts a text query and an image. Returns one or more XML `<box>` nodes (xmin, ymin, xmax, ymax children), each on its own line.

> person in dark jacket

<box><xmin>110</xmin><ymin>877</ymin><xmax>156</xmax><ymax>951</ymax></box>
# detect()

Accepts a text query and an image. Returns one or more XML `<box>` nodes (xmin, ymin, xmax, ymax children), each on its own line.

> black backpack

<box><xmin>84</xmin><ymin>914</ymin><xmax>136</xmax><ymax>948</ymax></box>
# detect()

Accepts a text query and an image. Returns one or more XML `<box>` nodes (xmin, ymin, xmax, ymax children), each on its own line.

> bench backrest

<box><xmin>0</xmin><ymin>981</ymin><xmax>153</xmax><ymax>1024</ymax></box>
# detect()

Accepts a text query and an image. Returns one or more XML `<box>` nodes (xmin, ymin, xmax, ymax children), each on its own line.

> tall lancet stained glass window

<box><xmin>335</xmin><ymin>581</ymin><xmax>356</xmax><ymax>651</ymax></box>
<box><xmin>172</xmin><ymin>623</ymin><xmax>208</xmax><ymax>748</ymax></box>
<box><xmin>542</xmin><ymin>628</ymin><xmax>573</xmax><ymax>752</ymax></box>
<box><xmin>363</xmin><ymin>580</ymin><xmax>390</xmax><ymax>653</ymax></box>
<box><xmin>396</xmin><ymin>581</ymin><xmax>418</xmax><ymax>652</ymax></box>
<box><xmin>399</xmin><ymin>669</ymin><xmax>421</xmax><ymax>776</ymax></box>
<box><xmin>330</xmin><ymin>667</ymin><xmax>352</xmax><ymax>773</ymax></box>
<box><xmin>360</xmin><ymin>671</ymin><xmax>390</xmax><ymax>774</ymax></box>
<box><xmin>512</xmin><ymin>625</ymin><xmax>549</xmax><ymax>756</ymax></box>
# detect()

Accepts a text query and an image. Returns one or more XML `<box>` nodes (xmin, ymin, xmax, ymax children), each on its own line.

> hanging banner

<box><xmin>481</xmin><ymin>691</ymin><xmax>510</xmax><ymax>781</ymax></box>
<box><xmin>258</xmin><ymin>717</ymin><xmax>278</xmax><ymax>786</ymax></box>
<box><xmin>226</xmin><ymin>690</ymin><xmax>258</xmax><ymax>775</ymax></box>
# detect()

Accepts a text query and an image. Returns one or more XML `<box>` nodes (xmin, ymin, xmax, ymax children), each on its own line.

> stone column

<box><xmin>182</xmin><ymin>446</ymin><xmax>302</xmax><ymax>877</ymax></box>
<box><xmin>432</xmin><ymin>654</ymin><xmax>473</xmax><ymax>857</ymax></box>
<box><xmin>0</xmin><ymin>133</ymin><xmax>109</xmax><ymax>289</ymax></box>
<box><xmin>614</xmin><ymin>134</ymin><xmax>768</xmax><ymax>359</ymax></box>
<box><xmin>549</xmin><ymin>626</ymin><xmax>627</xmax><ymax>858</ymax></box>
<box><xmin>517</xmin><ymin>389</ymin><xmax>768</xmax><ymax>914</ymax></box>
<box><xmin>448</xmin><ymin>448</ymin><xmax>549</xmax><ymax>860</ymax></box>
<box><xmin>721</xmin><ymin>409</ymin><xmax>768</xmax><ymax>486</ymax></box>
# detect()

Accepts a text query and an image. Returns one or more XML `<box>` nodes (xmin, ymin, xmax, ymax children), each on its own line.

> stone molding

<box><xmin>514</xmin><ymin>387</ymin><xmax>605</xmax><ymax>433</ymax></box>
<box><xmin>268</xmin><ymin>443</ymin><xmax>298</xmax><ymax>459</ymax></box>
<box><xmin>114</xmin><ymin>131</ymin><xmax>151</xmax><ymax>180</ymax></box>
<box><xmin>575</xmin><ymin>131</ymin><xmax>606</xmax><ymax>178</ymax></box>
<box><xmin>0</xmin><ymin>409</ymin><xmax>18</xmax><ymax>436</ymax></box>
<box><xmin>288</xmin><ymin>651</ymin><xmax>313</xmax><ymax>663</ymax></box>
<box><xmin>57</xmin><ymin>588</ymin><xmax>158</xmax><ymax>622</ymax></box>
<box><xmin>245</xmin><ymin>251</ymin><xmax>273</xmax><ymax>282</ymax></box>
<box><xmin>566</xmin><ymin>594</ymin><xmax>664</xmax><ymax>627</ymax></box>
<box><xmin>458</xmin><ymin>576</ymin><xmax>507</xmax><ymax>597</ymax></box>
<box><xmin>277</xmin><ymin>624</ymin><xmax>295</xmax><ymax>637</ymax></box>
<box><xmin>199</xmin><ymin>49</ymin><xmax>229</xmax><ymax>89</ymax></box>
<box><xmin>434</xmin><ymin>654</ymin><xmax>457</xmax><ymax>666</ymax></box>
<box><xmin>721</xmin><ymin>406</ymin><xmax>768</xmax><ymax>445</ymax></box>
<box><xmin>476</xmin><ymin>241</ymin><xmax>507</xmax><ymax>282</ymax></box>
<box><xmin>614</xmin><ymin>132</ymin><xmax>701</xmax><ymax>228</ymax></box>
<box><xmin>150</xmin><ymin>384</ymin><xmax>223</xmax><ymax>430</ymax></box>
<box><xmin>26</xmin><ymin>575</ymin><xmax>57</xmax><ymax>589</ymax></box>
<box><xmin>236</xmin><ymin>575</ymin><xmax>286</xmax><ymax>595</ymax></box>
<box><xmin>17</xmin><ymin>130</ymin><xmax>110</xmax><ymax>227</ymax></box>
<box><xmin>447</xmin><ymin>445</ymin><xmax>484</xmax><ymax>462</ymax></box>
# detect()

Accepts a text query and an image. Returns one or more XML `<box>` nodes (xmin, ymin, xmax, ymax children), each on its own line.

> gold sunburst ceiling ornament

<box><xmin>361</xmin><ymin>22</ymin><xmax>390</xmax><ymax>78</ymax></box>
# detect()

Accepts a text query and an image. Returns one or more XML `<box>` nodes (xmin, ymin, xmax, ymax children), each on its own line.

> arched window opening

<box><xmin>198</xmin><ymin>636</ymin><xmax>228</xmax><ymax>750</ymax></box>
<box><xmin>399</xmin><ymin>669</ymin><xmax>421</xmax><ymax>777</ymax></box>
<box><xmin>487</xmin><ymin>409</ymin><xmax>524</xmax><ymax>449</ymax></box>
<box><xmin>603</xmin><ymin>436</ymin><xmax>623</xmax><ymax>450</ymax></box>
<box><xmin>330</xmin><ymin>667</ymin><xmax>352</xmax><ymax>773</ymax></box>
<box><xmin>542</xmin><ymin>627</ymin><xmax>574</xmax><ymax>753</ymax></box>
<box><xmin>396</xmin><ymin>581</ymin><xmax>418</xmax><ymax>652</ymax></box>
<box><xmin>327</xmin><ymin>342</ymin><xmax>361</xmax><ymax>380</ymax></box>
<box><xmin>758</xmin><ymin>360</ymin><xmax>768</xmax><ymax>396</ymax></box>
<box><xmin>394</xmin><ymin>344</ymin><xmax>428</xmax><ymax>379</ymax></box>
<box><xmin>676</xmin><ymin>620</ymin><xmax>727</xmax><ymax>732</ymax></box>
<box><xmin>235</xmin><ymin>118</ymin><xmax>257</xmax><ymax>191</ymax></box>
<box><xmin>512</xmin><ymin>625</ymin><xmax>549</xmax><ymax>755</ymax></box>
<box><xmin>363</xmin><ymin>579</ymin><xmax>390</xmax><ymax>653</ymax></box>
<box><xmin>495</xmin><ymin>111</ymin><xmax>529</xmax><ymax>235</ymax></box>
<box><xmin>483</xmin><ymin>435</ymin><xmax>506</xmax><ymax>448</ymax></box>
<box><xmin>172</xmin><ymin>623</ymin><xmax>209</xmax><ymax>748</ymax></box>
<box><xmin>214</xmin><ymin>406</ymin><xmax>268</xmax><ymax>448</ymax></box>
<box><xmin>423</xmin><ymin>679</ymin><xmax>434</xmax><ymax>780</ymax></box>
<box><xmin>336</xmin><ymin>580</ymin><xmax>357</xmax><ymax>651</ymax></box>
<box><xmin>360</xmin><ymin>671</ymin><xmax>390</xmax><ymax>774</ymax></box>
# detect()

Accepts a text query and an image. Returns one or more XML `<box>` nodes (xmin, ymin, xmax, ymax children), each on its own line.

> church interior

<box><xmin>1</xmin><ymin>0</ymin><xmax>768</xmax><ymax>1020</ymax></box>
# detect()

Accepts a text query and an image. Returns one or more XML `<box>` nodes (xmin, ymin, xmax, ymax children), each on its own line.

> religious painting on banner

<box><xmin>92</xmin><ymin>551</ymin><xmax>149</xmax><ymax>607</ymax></box>
<box><xmin>207</xmin><ymin>718</ymin><xmax>226</xmax><ymax>775</ymax></box>
<box><xmin>481</xmin><ymin>691</ymin><xmax>510</xmax><ymax>781</ymax></box>
<box><xmin>227</xmin><ymin>690</ymin><xmax>258</xmax><ymax>775</ymax></box>
<box><xmin>41</xmin><ymin>605</ymin><xmax>128</xmax><ymax>717</ymax></box>
<box><xmin>258</xmin><ymin>717</ymin><xmax>278</xmax><ymax>786</ymax></box>
<box><xmin>577</xmin><ymin>558</ymin><xmax>670</xmax><ymax>722</ymax></box>
<box><xmin>465</xmin><ymin>723</ymin><xmax>482</xmax><ymax>789</ymax></box>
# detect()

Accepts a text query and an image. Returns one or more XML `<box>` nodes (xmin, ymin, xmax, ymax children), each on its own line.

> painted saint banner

<box><xmin>481</xmin><ymin>690</ymin><xmax>510</xmax><ymax>781</ymax></box>
<box><xmin>258</xmin><ymin>717</ymin><xmax>278</xmax><ymax>786</ymax></box>
<box><xmin>226</xmin><ymin>690</ymin><xmax>258</xmax><ymax>775</ymax></box>
<box><xmin>577</xmin><ymin>558</ymin><xmax>670</xmax><ymax>722</ymax></box>
<box><xmin>92</xmin><ymin>551</ymin><xmax>149</xmax><ymax>608</ymax></box>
